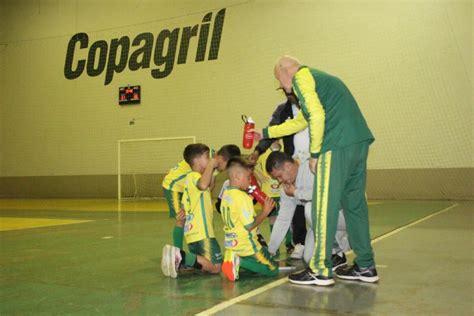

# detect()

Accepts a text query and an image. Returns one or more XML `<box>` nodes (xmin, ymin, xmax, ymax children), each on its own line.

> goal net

<box><xmin>118</xmin><ymin>136</ymin><xmax>196</xmax><ymax>200</ymax></box>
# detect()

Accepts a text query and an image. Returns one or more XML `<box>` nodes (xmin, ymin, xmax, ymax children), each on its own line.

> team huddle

<box><xmin>161</xmin><ymin>143</ymin><xmax>284</xmax><ymax>281</ymax></box>
<box><xmin>161</xmin><ymin>55</ymin><xmax>379</xmax><ymax>286</ymax></box>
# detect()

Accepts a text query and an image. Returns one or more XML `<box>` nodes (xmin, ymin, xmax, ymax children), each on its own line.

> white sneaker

<box><xmin>168</xmin><ymin>245</ymin><xmax>182</xmax><ymax>278</ymax></box>
<box><xmin>161</xmin><ymin>245</ymin><xmax>171</xmax><ymax>277</ymax></box>
<box><xmin>161</xmin><ymin>244</ymin><xmax>182</xmax><ymax>278</ymax></box>
<box><xmin>290</xmin><ymin>243</ymin><xmax>304</xmax><ymax>259</ymax></box>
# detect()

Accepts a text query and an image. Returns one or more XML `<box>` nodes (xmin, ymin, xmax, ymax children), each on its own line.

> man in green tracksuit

<box><xmin>254</xmin><ymin>55</ymin><xmax>379</xmax><ymax>286</ymax></box>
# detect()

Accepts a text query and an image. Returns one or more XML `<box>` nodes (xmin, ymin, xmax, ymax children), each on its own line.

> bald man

<box><xmin>254</xmin><ymin>56</ymin><xmax>378</xmax><ymax>286</ymax></box>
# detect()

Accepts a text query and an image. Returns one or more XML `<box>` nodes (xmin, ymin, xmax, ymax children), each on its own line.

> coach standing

<box><xmin>254</xmin><ymin>56</ymin><xmax>379</xmax><ymax>285</ymax></box>
<box><xmin>248</xmin><ymin>90</ymin><xmax>308</xmax><ymax>259</ymax></box>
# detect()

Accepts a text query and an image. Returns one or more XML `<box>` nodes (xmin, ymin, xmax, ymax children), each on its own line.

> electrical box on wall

<box><xmin>119</xmin><ymin>85</ymin><xmax>141</xmax><ymax>105</ymax></box>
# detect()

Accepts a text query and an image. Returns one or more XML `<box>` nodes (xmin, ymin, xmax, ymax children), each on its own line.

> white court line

<box><xmin>370</xmin><ymin>203</ymin><xmax>458</xmax><ymax>244</ymax></box>
<box><xmin>196</xmin><ymin>203</ymin><xmax>459</xmax><ymax>316</ymax></box>
<box><xmin>195</xmin><ymin>278</ymin><xmax>288</xmax><ymax>316</ymax></box>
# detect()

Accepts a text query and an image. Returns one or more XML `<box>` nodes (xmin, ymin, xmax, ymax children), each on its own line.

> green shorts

<box><xmin>163</xmin><ymin>188</ymin><xmax>182</xmax><ymax>218</ymax></box>
<box><xmin>268</xmin><ymin>197</ymin><xmax>280</xmax><ymax>217</ymax></box>
<box><xmin>240</xmin><ymin>246</ymin><xmax>278</xmax><ymax>277</ymax></box>
<box><xmin>188</xmin><ymin>238</ymin><xmax>223</xmax><ymax>264</ymax></box>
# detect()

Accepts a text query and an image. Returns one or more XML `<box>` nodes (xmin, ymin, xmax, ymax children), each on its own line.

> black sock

<box><xmin>257</xmin><ymin>233</ymin><xmax>268</xmax><ymax>247</ymax></box>
<box><xmin>193</xmin><ymin>260</ymin><xmax>202</xmax><ymax>270</ymax></box>
<box><xmin>179</xmin><ymin>250</ymin><xmax>186</xmax><ymax>268</ymax></box>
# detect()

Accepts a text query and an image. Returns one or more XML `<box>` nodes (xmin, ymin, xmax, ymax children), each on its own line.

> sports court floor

<box><xmin>0</xmin><ymin>199</ymin><xmax>472</xmax><ymax>315</ymax></box>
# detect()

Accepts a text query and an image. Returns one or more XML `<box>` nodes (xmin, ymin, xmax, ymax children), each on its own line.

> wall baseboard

<box><xmin>0</xmin><ymin>175</ymin><xmax>117</xmax><ymax>198</ymax></box>
<box><xmin>367</xmin><ymin>168</ymin><xmax>473</xmax><ymax>200</ymax></box>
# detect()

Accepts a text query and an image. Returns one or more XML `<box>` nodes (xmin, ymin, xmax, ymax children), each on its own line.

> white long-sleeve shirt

<box><xmin>268</xmin><ymin>157</ymin><xmax>314</xmax><ymax>253</ymax></box>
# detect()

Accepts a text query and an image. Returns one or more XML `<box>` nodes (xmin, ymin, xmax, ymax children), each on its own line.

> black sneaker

<box><xmin>288</xmin><ymin>268</ymin><xmax>335</xmax><ymax>286</ymax></box>
<box><xmin>331</xmin><ymin>253</ymin><xmax>347</xmax><ymax>271</ymax></box>
<box><xmin>335</xmin><ymin>264</ymin><xmax>379</xmax><ymax>283</ymax></box>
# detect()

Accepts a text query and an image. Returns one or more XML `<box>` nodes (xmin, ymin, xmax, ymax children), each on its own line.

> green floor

<box><xmin>0</xmin><ymin>200</ymin><xmax>470</xmax><ymax>315</ymax></box>
<box><xmin>212</xmin><ymin>201</ymin><xmax>473</xmax><ymax>316</ymax></box>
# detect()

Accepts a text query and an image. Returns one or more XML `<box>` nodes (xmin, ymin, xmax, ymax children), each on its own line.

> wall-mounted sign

<box><xmin>64</xmin><ymin>9</ymin><xmax>226</xmax><ymax>86</ymax></box>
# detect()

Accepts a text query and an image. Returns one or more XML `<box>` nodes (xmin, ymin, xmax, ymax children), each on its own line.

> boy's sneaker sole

<box><xmin>161</xmin><ymin>245</ymin><xmax>171</xmax><ymax>277</ymax></box>
<box><xmin>168</xmin><ymin>245</ymin><xmax>179</xmax><ymax>278</ymax></box>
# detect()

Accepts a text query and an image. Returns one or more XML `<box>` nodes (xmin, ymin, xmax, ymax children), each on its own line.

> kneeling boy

<box><xmin>162</xmin><ymin>144</ymin><xmax>240</xmax><ymax>250</ymax></box>
<box><xmin>220</xmin><ymin>157</ymin><xmax>279</xmax><ymax>281</ymax></box>
<box><xmin>161</xmin><ymin>144</ymin><xmax>223</xmax><ymax>278</ymax></box>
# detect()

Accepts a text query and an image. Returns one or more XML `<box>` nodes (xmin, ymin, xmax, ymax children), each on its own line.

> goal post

<box><xmin>117</xmin><ymin>136</ymin><xmax>196</xmax><ymax>200</ymax></box>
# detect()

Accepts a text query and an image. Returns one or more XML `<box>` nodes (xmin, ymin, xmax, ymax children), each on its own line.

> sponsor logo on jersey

<box><xmin>185</xmin><ymin>214</ymin><xmax>194</xmax><ymax>222</ymax></box>
<box><xmin>224</xmin><ymin>239</ymin><xmax>238</xmax><ymax>248</ymax></box>
<box><xmin>184</xmin><ymin>223</ymin><xmax>193</xmax><ymax>233</ymax></box>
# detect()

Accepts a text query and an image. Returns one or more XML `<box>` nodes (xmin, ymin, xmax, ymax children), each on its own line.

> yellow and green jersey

<box><xmin>220</xmin><ymin>187</ymin><xmax>262</xmax><ymax>257</ymax></box>
<box><xmin>162</xmin><ymin>160</ymin><xmax>192</xmax><ymax>192</ymax></box>
<box><xmin>263</xmin><ymin>66</ymin><xmax>374</xmax><ymax>158</ymax></box>
<box><xmin>182</xmin><ymin>171</ymin><xmax>215</xmax><ymax>244</ymax></box>
<box><xmin>254</xmin><ymin>148</ymin><xmax>280</xmax><ymax>198</ymax></box>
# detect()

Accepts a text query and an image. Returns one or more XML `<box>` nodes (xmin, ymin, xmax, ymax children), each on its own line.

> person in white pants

<box><xmin>266</xmin><ymin>151</ymin><xmax>350</xmax><ymax>268</ymax></box>
<box><xmin>248</xmin><ymin>91</ymin><xmax>312</xmax><ymax>258</ymax></box>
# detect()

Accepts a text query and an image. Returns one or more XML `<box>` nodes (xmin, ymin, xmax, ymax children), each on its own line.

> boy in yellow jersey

<box><xmin>254</xmin><ymin>140</ymin><xmax>281</xmax><ymax>221</ymax></box>
<box><xmin>162</xmin><ymin>144</ymin><xmax>240</xmax><ymax>250</ymax></box>
<box><xmin>162</xmin><ymin>144</ymin><xmax>239</xmax><ymax>278</ymax></box>
<box><xmin>162</xmin><ymin>159</ymin><xmax>191</xmax><ymax>249</ymax></box>
<box><xmin>220</xmin><ymin>157</ymin><xmax>279</xmax><ymax>281</ymax></box>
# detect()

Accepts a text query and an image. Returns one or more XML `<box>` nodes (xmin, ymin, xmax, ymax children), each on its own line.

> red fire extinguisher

<box><xmin>242</xmin><ymin>115</ymin><xmax>255</xmax><ymax>149</ymax></box>
<box><xmin>248</xmin><ymin>173</ymin><xmax>267</xmax><ymax>205</ymax></box>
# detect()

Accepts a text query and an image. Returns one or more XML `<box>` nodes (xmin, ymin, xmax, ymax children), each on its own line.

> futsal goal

<box><xmin>117</xmin><ymin>136</ymin><xmax>196</xmax><ymax>200</ymax></box>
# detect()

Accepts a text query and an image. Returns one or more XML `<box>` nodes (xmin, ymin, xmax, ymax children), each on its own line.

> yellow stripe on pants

<box><xmin>255</xmin><ymin>251</ymin><xmax>277</xmax><ymax>271</ymax></box>
<box><xmin>310</xmin><ymin>151</ymin><xmax>332</xmax><ymax>277</ymax></box>
<box><xmin>204</xmin><ymin>238</ymin><xmax>211</xmax><ymax>261</ymax></box>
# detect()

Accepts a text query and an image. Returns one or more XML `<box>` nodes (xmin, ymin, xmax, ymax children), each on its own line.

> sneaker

<box><xmin>169</xmin><ymin>245</ymin><xmax>182</xmax><ymax>278</ymax></box>
<box><xmin>290</xmin><ymin>243</ymin><xmax>304</xmax><ymax>259</ymax></box>
<box><xmin>331</xmin><ymin>253</ymin><xmax>347</xmax><ymax>271</ymax></box>
<box><xmin>161</xmin><ymin>245</ymin><xmax>171</xmax><ymax>277</ymax></box>
<box><xmin>288</xmin><ymin>268</ymin><xmax>335</xmax><ymax>286</ymax></box>
<box><xmin>222</xmin><ymin>250</ymin><xmax>240</xmax><ymax>281</ymax></box>
<box><xmin>335</xmin><ymin>264</ymin><xmax>379</xmax><ymax>283</ymax></box>
<box><xmin>161</xmin><ymin>244</ymin><xmax>182</xmax><ymax>278</ymax></box>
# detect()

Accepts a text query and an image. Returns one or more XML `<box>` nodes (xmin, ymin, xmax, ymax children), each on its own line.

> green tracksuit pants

<box><xmin>309</xmin><ymin>141</ymin><xmax>375</xmax><ymax>277</ymax></box>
